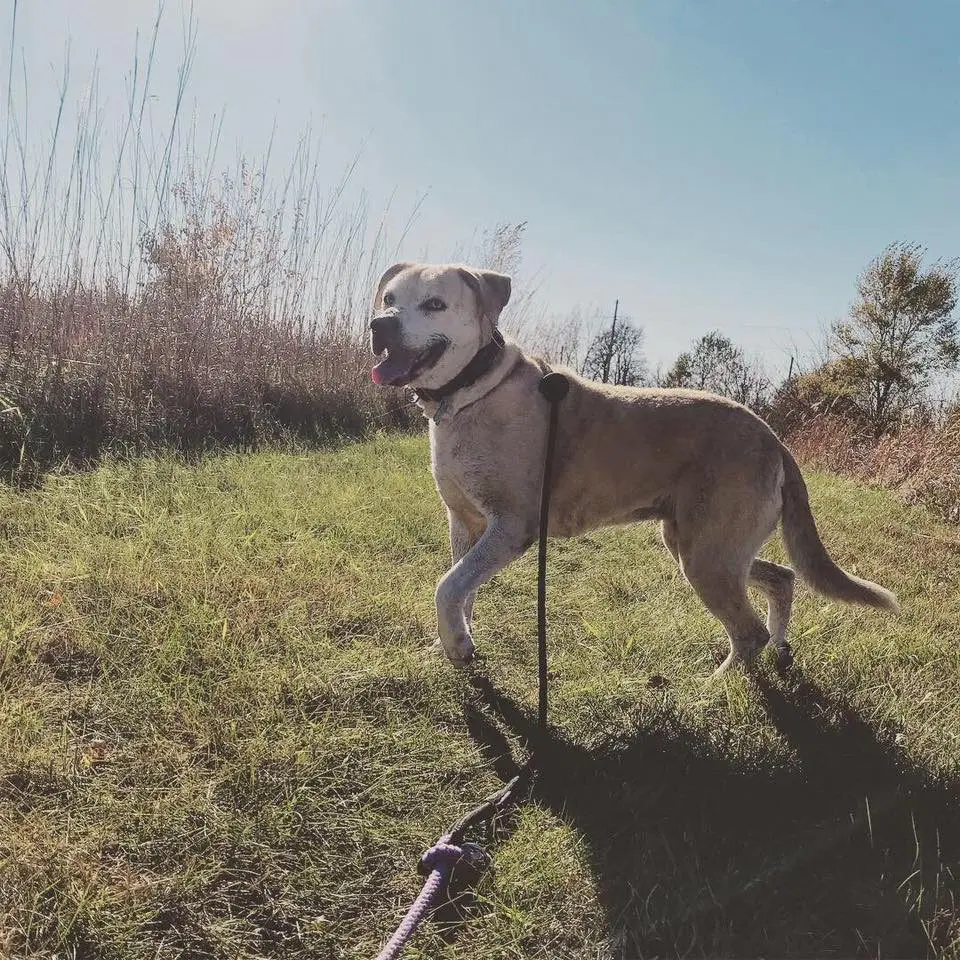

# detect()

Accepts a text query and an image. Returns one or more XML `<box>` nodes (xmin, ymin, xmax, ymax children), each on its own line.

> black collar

<box><xmin>414</xmin><ymin>330</ymin><xmax>505</xmax><ymax>404</ymax></box>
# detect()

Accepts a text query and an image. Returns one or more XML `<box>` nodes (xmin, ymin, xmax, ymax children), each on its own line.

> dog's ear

<box><xmin>457</xmin><ymin>267</ymin><xmax>512</xmax><ymax>329</ymax></box>
<box><xmin>373</xmin><ymin>262</ymin><xmax>414</xmax><ymax>311</ymax></box>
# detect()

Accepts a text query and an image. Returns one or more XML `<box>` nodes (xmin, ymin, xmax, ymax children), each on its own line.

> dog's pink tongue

<box><xmin>371</xmin><ymin>351</ymin><xmax>411</xmax><ymax>387</ymax></box>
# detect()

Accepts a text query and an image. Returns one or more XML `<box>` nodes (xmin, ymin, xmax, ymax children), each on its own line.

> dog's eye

<box><xmin>383</xmin><ymin>291</ymin><xmax>395</xmax><ymax>307</ymax></box>
<box><xmin>421</xmin><ymin>297</ymin><xmax>447</xmax><ymax>312</ymax></box>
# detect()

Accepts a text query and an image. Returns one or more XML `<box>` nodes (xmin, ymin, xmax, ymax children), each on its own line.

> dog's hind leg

<box><xmin>675</xmin><ymin>465</ymin><xmax>786</xmax><ymax>674</ymax></box>
<box><xmin>749</xmin><ymin>558</ymin><xmax>795</xmax><ymax>667</ymax></box>
<box><xmin>680</xmin><ymin>550</ymin><xmax>771</xmax><ymax>675</ymax></box>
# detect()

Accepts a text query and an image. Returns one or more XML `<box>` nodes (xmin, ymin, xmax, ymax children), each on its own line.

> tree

<box><xmin>662</xmin><ymin>331</ymin><xmax>769</xmax><ymax>409</ymax></box>
<box><xmin>763</xmin><ymin>357</ymin><xmax>861</xmax><ymax>435</ymax></box>
<box><xmin>470</xmin><ymin>221</ymin><xmax>540</xmax><ymax>339</ymax></box>
<box><xmin>831</xmin><ymin>242</ymin><xmax>959</xmax><ymax>435</ymax></box>
<box><xmin>529</xmin><ymin>306</ymin><xmax>586</xmax><ymax>370</ymax></box>
<box><xmin>581</xmin><ymin>303</ymin><xmax>647</xmax><ymax>386</ymax></box>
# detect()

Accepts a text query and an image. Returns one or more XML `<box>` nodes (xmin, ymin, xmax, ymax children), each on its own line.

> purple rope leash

<box><xmin>374</xmin><ymin>840</ymin><xmax>463</xmax><ymax>960</ymax></box>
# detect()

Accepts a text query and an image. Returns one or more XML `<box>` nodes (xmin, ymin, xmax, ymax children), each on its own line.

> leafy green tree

<box><xmin>662</xmin><ymin>331</ymin><xmax>769</xmax><ymax>409</ymax></box>
<box><xmin>831</xmin><ymin>243</ymin><xmax>959</xmax><ymax>434</ymax></box>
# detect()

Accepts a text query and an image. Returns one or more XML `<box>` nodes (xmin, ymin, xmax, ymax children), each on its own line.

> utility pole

<box><xmin>602</xmin><ymin>299</ymin><xmax>619</xmax><ymax>384</ymax></box>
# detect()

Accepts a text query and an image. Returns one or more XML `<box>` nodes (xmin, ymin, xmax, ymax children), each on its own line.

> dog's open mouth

<box><xmin>371</xmin><ymin>337</ymin><xmax>449</xmax><ymax>387</ymax></box>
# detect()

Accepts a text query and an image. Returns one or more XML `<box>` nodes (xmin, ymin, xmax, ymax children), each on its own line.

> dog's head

<box><xmin>369</xmin><ymin>261</ymin><xmax>511</xmax><ymax>389</ymax></box>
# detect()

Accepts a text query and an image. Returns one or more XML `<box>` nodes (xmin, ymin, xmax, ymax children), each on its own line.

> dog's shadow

<box><xmin>461</xmin><ymin>669</ymin><xmax>960</xmax><ymax>959</ymax></box>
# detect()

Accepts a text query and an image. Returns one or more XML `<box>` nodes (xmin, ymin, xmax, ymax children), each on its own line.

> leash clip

<box><xmin>416</xmin><ymin>840</ymin><xmax>489</xmax><ymax>880</ymax></box>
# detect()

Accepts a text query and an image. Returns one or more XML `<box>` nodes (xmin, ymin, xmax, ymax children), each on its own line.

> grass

<box><xmin>1</xmin><ymin>432</ymin><xmax>959</xmax><ymax>958</ymax></box>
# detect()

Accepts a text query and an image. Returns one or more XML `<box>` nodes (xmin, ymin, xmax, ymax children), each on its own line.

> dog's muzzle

<box><xmin>370</xmin><ymin>313</ymin><xmax>400</xmax><ymax>355</ymax></box>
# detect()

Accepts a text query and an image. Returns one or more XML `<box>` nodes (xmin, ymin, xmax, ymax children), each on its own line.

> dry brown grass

<box><xmin>0</xmin><ymin>10</ymin><xmax>432</xmax><ymax>479</ymax></box>
<box><xmin>0</xmin><ymin>11</ymin><xmax>555</xmax><ymax>479</ymax></box>
<box><xmin>0</xmin><ymin>213</ymin><xmax>419</xmax><ymax>478</ymax></box>
<box><xmin>787</xmin><ymin>413</ymin><xmax>960</xmax><ymax>523</ymax></box>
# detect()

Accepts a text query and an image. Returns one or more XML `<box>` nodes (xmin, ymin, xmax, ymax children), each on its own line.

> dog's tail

<box><xmin>779</xmin><ymin>445</ymin><xmax>899</xmax><ymax>612</ymax></box>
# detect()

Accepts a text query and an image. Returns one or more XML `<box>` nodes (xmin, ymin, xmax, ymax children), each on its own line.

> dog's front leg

<box><xmin>448</xmin><ymin>511</ymin><xmax>482</xmax><ymax>631</ymax></box>
<box><xmin>435</xmin><ymin>518</ymin><xmax>533</xmax><ymax>666</ymax></box>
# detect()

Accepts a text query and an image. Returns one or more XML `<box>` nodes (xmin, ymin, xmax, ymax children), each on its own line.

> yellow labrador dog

<box><xmin>370</xmin><ymin>261</ymin><xmax>898</xmax><ymax>674</ymax></box>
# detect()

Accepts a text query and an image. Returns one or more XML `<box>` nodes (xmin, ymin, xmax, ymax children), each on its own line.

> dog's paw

<box><xmin>773</xmin><ymin>641</ymin><xmax>794</xmax><ymax>675</ymax></box>
<box><xmin>709</xmin><ymin>655</ymin><xmax>735</xmax><ymax>680</ymax></box>
<box><xmin>437</xmin><ymin>633</ymin><xmax>475</xmax><ymax>669</ymax></box>
<box><xmin>420</xmin><ymin>638</ymin><xmax>445</xmax><ymax>662</ymax></box>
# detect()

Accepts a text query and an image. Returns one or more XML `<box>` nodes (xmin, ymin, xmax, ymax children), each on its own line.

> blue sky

<box><xmin>5</xmin><ymin>0</ymin><xmax>960</xmax><ymax>372</ymax></box>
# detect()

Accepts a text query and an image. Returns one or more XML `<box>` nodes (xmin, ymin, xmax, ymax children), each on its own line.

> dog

<box><xmin>369</xmin><ymin>260</ymin><xmax>898</xmax><ymax>674</ymax></box>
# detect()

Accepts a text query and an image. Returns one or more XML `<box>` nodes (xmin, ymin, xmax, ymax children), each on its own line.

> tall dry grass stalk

<box><xmin>0</xmin><ymin>4</ymin><xmax>421</xmax><ymax>479</ymax></box>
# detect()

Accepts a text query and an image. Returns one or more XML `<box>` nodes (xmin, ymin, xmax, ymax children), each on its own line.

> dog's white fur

<box><xmin>370</xmin><ymin>261</ymin><xmax>899</xmax><ymax>674</ymax></box>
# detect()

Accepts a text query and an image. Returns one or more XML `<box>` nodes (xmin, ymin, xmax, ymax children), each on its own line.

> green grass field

<box><xmin>2</xmin><ymin>434</ymin><xmax>959</xmax><ymax>958</ymax></box>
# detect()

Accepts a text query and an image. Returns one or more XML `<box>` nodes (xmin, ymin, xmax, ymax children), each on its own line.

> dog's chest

<box><xmin>430</xmin><ymin>424</ymin><xmax>478</xmax><ymax>506</ymax></box>
<box><xmin>429</xmin><ymin>416</ymin><xmax>514</xmax><ymax>516</ymax></box>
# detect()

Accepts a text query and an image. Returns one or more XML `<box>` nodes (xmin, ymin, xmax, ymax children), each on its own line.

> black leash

<box><xmin>445</xmin><ymin>370</ymin><xmax>569</xmax><ymax>842</ymax></box>
<box><xmin>373</xmin><ymin>371</ymin><xmax>570</xmax><ymax>959</ymax></box>
<box><xmin>536</xmin><ymin>372</ymin><xmax>570</xmax><ymax>728</ymax></box>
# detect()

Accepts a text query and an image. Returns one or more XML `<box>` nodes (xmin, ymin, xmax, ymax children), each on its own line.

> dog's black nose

<box><xmin>370</xmin><ymin>313</ymin><xmax>399</xmax><ymax>354</ymax></box>
<box><xmin>370</xmin><ymin>313</ymin><xmax>399</xmax><ymax>338</ymax></box>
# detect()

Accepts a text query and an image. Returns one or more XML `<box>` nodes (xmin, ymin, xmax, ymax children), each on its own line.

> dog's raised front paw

<box><xmin>434</xmin><ymin>633</ymin><xmax>475</xmax><ymax>668</ymax></box>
